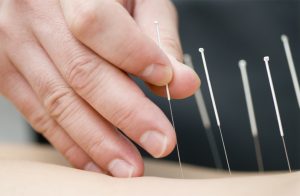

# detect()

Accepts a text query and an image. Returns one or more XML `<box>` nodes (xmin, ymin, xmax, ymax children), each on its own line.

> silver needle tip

<box><xmin>199</xmin><ymin>48</ymin><xmax>204</xmax><ymax>53</ymax></box>
<box><xmin>264</xmin><ymin>56</ymin><xmax>270</xmax><ymax>62</ymax></box>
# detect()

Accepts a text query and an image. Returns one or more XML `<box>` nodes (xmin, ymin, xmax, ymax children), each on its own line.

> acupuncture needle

<box><xmin>238</xmin><ymin>60</ymin><xmax>264</xmax><ymax>172</ymax></box>
<box><xmin>199</xmin><ymin>48</ymin><xmax>231</xmax><ymax>174</ymax></box>
<box><xmin>281</xmin><ymin>35</ymin><xmax>300</xmax><ymax>110</ymax></box>
<box><xmin>154</xmin><ymin>21</ymin><xmax>184</xmax><ymax>178</ymax></box>
<box><xmin>263</xmin><ymin>56</ymin><xmax>292</xmax><ymax>172</ymax></box>
<box><xmin>184</xmin><ymin>54</ymin><xmax>223</xmax><ymax>170</ymax></box>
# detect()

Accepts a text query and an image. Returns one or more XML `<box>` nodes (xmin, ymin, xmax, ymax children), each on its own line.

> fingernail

<box><xmin>84</xmin><ymin>162</ymin><xmax>103</xmax><ymax>173</ymax></box>
<box><xmin>140</xmin><ymin>131</ymin><xmax>168</xmax><ymax>158</ymax></box>
<box><xmin>142</xmin><ymin>64</ymin><xmax>172</xmax><ymax>85</ymax></box>
<box><xmin>108</xmin><ymin>159</ymin><xmax>135</xmax><ymax>178</ymax></box>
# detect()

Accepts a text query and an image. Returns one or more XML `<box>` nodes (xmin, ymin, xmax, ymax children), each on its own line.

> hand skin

<box><xmin>1</xmin><ymin>160</ymin><xmax>299</xmax><ymax>196</ymax></box>
<box><xmin>0</xmin><ymin>0</ymin><xmax>200</xmax><ymax>177</ymax></box>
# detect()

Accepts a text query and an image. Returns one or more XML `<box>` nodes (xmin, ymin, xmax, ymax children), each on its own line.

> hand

<box><xmin>0</xmin><ymin>0</ymin><xmax>200</xmax><ymax>177</ymax></box>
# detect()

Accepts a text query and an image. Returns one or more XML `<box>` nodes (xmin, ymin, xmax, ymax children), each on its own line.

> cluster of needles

<box><xmin>154</xmin><ymin>20</ymin><xmax>297</xmax><ymax>175</ymax></box>
<box><xmin>197</xmin><ymin>34</ymin><xmax>299</xmax><ymax>174</ymax></box>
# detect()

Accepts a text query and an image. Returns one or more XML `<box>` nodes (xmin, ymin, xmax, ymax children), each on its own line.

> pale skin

<box><xmin>0</xmin><ymin>0</ymin><xmax>200</xmax><ymax>177</ymax></box>
<box><xmin>1</xmin><ymin>145</ymin><xmax>300</xmax><ymax>195</ymax></box>
<box><xmin>1</xmin><ymin>1</ymin><xmax>300</xmax><ymax>194</ymax></box>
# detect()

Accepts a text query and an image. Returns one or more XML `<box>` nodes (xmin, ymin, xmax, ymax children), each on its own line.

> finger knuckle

<box><xmin>29</xmin><ymin>110</ymin><xmax>58</xmax><ymax>138</ymax></box>
<box><xmin>42</xmin><ymin>82</ymin><xmax>75</xmax><ymax>121</ymax></box>
<box><xmin>110</xmin><ymin>103</ymin><xmax>137</xmax><ymax>132</ymax></box>
<box><xmin>66</xmin><ymin>54</ymin><xmax>99</xmax><ymax>91</ymax></box>
<box><xmin>40</xmin><ymin>122</ymin><xmax>58</xmax><ymax>140</ymax></box>
<box><xmin>63</xmin><ymin>144</ymin><xmax>85</xmax><ymax>168</ymax></box>
<box><xmin>86</xmin><ymin>136</ymin><xmax>106</xmax><ymax>158</ymax></box>
<box><xmin>117</xmin><ymin>34</ymin><xmax>146</xmax><ymax>72</ymax></box>
<box><xmin>70</xmin><ymin>4</ymin><xmax>99</xmax><ymax>38</ymax></box>
<box><xmin>30</xmin><ymin>112</ymin><xmax>50</xmax><ymax>133</ymax></box>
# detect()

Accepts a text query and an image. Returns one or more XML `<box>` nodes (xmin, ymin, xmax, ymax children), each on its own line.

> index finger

<box><xmin>60</xmin><ymin>0</ymin><xmax>173</xmax><ymax>87</ymax></box>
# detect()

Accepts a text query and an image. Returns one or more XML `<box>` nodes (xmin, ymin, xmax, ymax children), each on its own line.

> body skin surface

<box><xmin>0</xmin><ymin>145</ymin><xmax>300</xmax><ymax>196</ymax></box>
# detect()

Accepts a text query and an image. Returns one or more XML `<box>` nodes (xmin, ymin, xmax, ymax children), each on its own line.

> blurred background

<box><xmin>1</xmin><ymin>0</ymin><xmax>300</xmax><ymax>172</ymax></box>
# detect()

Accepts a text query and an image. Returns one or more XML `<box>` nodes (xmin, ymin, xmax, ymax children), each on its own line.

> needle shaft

<box><xmin>281</xmin><ymin>35</ymin><xmax>300</xmax><ymax>110</ymax></box>
<box><xmin>264</xmin><ymin>57</ymin><xmax>291</xmax><ymax>172</ymax></box>
<box><xmin>239</xmin><ymin>60</ymin><xmax>264</xmax><ymax>172</ymax></box>
<box><xmin>199</xmin><ymin>48</ymin><xmax>231</xmax><ymax>174</ymax></box>
<box><xmin>218</xmin><ymin>125</ymin><xmax>231</xmax><ymax>174</ymax></box>
<box><xmin>154</xmin><ymin>21</ymin><xmax>184</xmax><ymax>178</ymax></box>
<box><xmin>281</xmin><ymin>136</ymin><xmax>292</xmax><ymax>172</ymax></box>
<box><xmin>184</xmin><ymin>54</ymin><xmax>223</xmax><ymax>170</ymax></box>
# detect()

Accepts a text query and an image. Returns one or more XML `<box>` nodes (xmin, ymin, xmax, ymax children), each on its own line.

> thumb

<box><xmin>134</xmin><ymin>0</ymin><xmax>183</xmax><ymax>61</ymax></box>
<box><xmin>133</xmin><ymin>0</ymin><xmax>201</xmax><ymax>99</ymax></box>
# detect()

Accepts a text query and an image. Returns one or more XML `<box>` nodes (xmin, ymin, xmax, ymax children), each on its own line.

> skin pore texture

<box><xmin>0</xmin><ymin>145</ymin><xmax>299</xmax><ymax>196</ymax></box>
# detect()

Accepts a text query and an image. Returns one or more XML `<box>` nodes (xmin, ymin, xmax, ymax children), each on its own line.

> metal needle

<box><xmin>184</xmin><ymin>54</ymin><xmax>223</xmax><ymax>170</ymax></box>
<box><xmin>239</xmin><ymin>60</ymin><xmax>264</xmax><ymax>172</ymax></box>
<box><xmin>281</xmin><ymin>35</ymin><xmax>300</xmax><ymax>110</ymax></box>
<box><xmin>154</xmin><ymin>21</ymin><xmax>184</xmax><ymax>178</ymax></box>
<box><xmin>263</xmin><ymin>56</ymin><xmax>291</xmax><ymax>172</ymax></box>
<box><xmin>199</xmin><ymin>48</ymin><xmax>231</xmax><ymax>174</ymax></box>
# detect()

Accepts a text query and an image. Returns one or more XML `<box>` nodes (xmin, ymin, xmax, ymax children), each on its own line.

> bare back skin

<box><xmin>0</xmin><ymin>144</ymin><xmax>299</xmax><ymax>196</ymax></box>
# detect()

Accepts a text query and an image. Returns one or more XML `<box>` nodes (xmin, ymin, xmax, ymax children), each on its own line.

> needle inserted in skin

<box><xmin>199</xmin><ymin>48</ymin><xmax>231</xmax><ymax>174</ymax></box>
<box><xmin>281</xmin><ymin>35</ymin><xmax>300</xmax><ymax>110</ymax></box>
<box><xmin>184</xmin><ymin>54</ymin><xmax>223</xmax><ymax>170</ymax></box>
<box><xmin>238</xmin><ymin>60</ymin><xmax>264</xmax><ymax>172</ymax></box>
<box><xmin>263</xmin><ymin>57</ymin><xmax>292</xmax><ymax>172</ymax></box>
<box><xmin>154</xmin><ymin>21</ymin><xmax>184</xmax><ymax>178</ymax></box>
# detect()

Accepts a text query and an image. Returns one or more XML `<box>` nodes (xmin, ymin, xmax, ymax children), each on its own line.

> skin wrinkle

<box><xmin>66</xmin><ymin>56</ymin><xmax>101</xmax><ymax>90</ymax></box>
<box><xmin>0</xmin><ymin>63</ymin><xmax>96</xmax><ymax>171</ymax></box>
<box><xmin>27</xmin><ymin>4</ymin><xmax>144</xmax><ymax>174</ymax></box>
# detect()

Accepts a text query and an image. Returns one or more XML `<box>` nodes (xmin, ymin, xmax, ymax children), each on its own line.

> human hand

<box><xmin>0</xmin><ymin>0</ymin><xmax>200</xmax><ymax>177</ymax></box>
